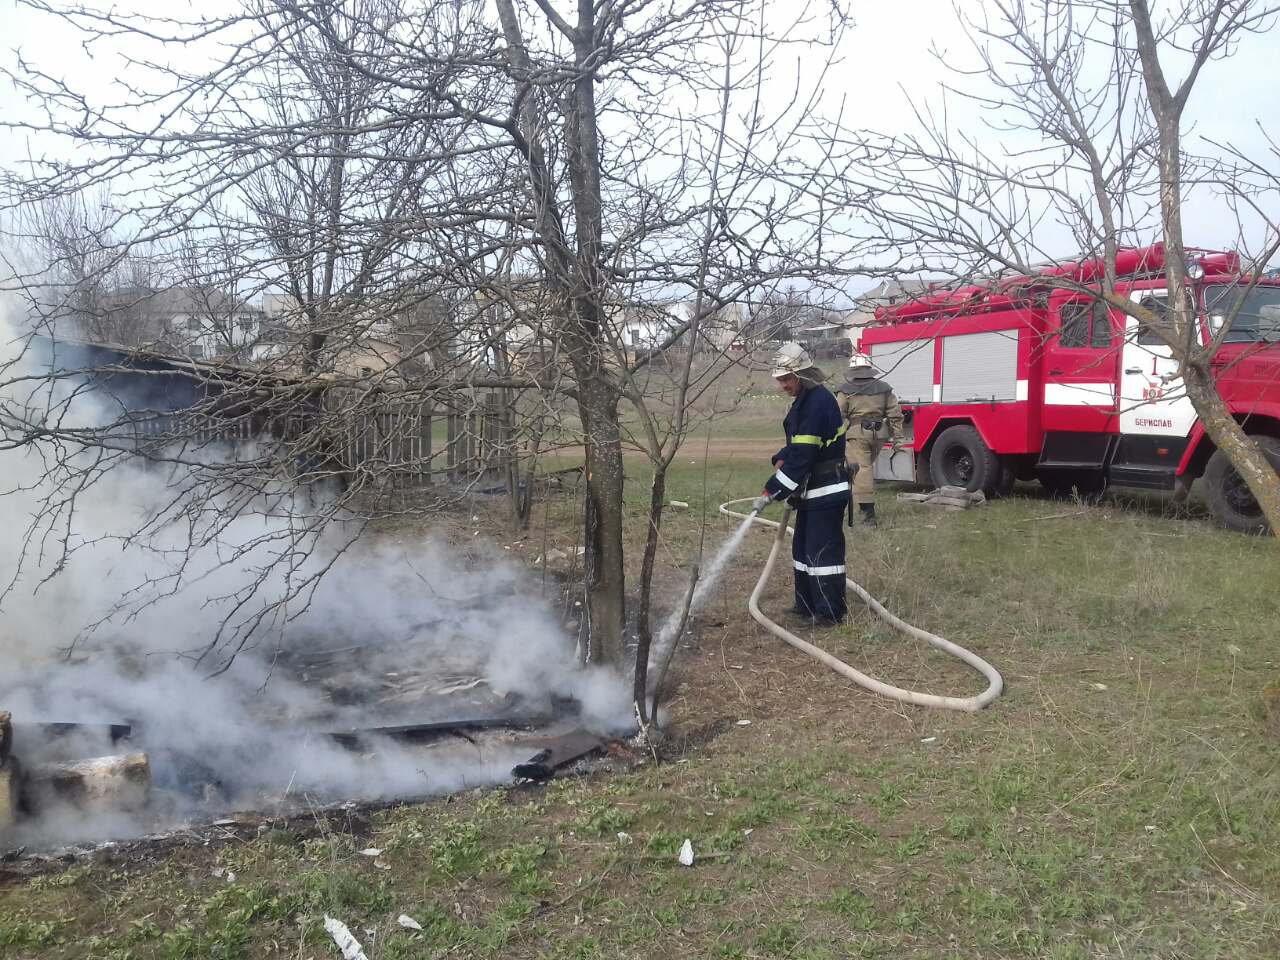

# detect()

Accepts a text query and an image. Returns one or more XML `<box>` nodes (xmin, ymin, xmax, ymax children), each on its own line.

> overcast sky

<box><xmin>2</xmin><ymin>0</ymin><xmax>1277</xmax><ymax>267</ymax></box>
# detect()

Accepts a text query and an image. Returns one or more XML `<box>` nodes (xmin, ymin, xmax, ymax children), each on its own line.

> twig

<box><xmin>1189</xmin><ymin>823</ymin><xmax>1259</xmax><ymax>903</ymax></box>
<box><xmin>1015</xmin><ymin>509</ymin><xmax>1088</xmax><ymax>523</ymax></box>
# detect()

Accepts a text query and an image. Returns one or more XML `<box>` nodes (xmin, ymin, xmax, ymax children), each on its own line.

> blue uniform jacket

<box><xmin>764</xmin><ymin>383</ymin><xmax>848</xmax><ymax>506</ymax></box>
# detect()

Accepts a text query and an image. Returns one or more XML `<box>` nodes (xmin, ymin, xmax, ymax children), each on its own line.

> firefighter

<box><xmin>837</xmin><ymin>351</ymin><xmax>905</xmax><ymax>528</ymax></box>
<box><xmin>753</xmin><ymin>342</ymin><xmax>850</xmax><ymax>624</ymax></box>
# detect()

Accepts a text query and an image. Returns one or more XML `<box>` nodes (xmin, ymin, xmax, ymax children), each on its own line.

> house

<box><xmin>843</xmin><ymin>278</ymin><xmax>933</xmax><ymax>348</ymax></box>
<box><xmin>94</xmin><ymin>285</ymin><xmax>266</xmax><ymax>362</ymax></box>
<box><xmin>258</xmin><ymin>292</ymin><xmax>412</xmax><ymax>378</ymax></box>
<box><xmin>616</xmin><ymin>299</ymin><xmax>751</xmax><ymax>360</ymax></box>
<box><xmin>796</xmin><ymin>318</ymin><xmax>856</xmax><ymax>360</ymax></box>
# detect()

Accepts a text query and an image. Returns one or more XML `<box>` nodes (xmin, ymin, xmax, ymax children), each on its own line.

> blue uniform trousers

<box><xmin>792</xmin><ymin>502</ymin><xmax>847</xmax><ymax>621</ymax></box>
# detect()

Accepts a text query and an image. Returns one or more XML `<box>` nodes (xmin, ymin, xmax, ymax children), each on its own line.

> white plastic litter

<box><xmin>358</xmin><ymin>848</ymin><xmax>382</xmax><ymax>857</ymax></box>
<box><xmin>324</xmin><ymin>916</ymin><xmax>370</xmax><ymax>960</ymax></box>
<box><xmin>398</xmin><ymin>914</ymin><xmax>424</xmax><ymax>931</ymax></box>
<box><xmin>678</xmin><ymin>839</ymin><xmax>694</xmax><ymax>867</ymax></box>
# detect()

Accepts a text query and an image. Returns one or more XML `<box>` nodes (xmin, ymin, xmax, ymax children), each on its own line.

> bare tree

<box><xmin>10</xmin><ymin>187</ymin><xmax>162</xmax><ymax>345</ymax></box>
<box><xmin>0</xmin><ymin>0</ymin><xmax>868</xmax><ymax>693</ymax></box>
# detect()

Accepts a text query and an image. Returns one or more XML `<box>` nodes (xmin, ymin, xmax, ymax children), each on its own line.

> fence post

<box><xmin>447</xmin><ymin>412</ymin><xmax>458</xmax><ymax>480</ymax></box>
<box><xmin>423</xmin><ymin>406</ymin><xmax>433</xmax><ymax>486</ymax></box>
<box><xmin>484</xmin><ymin>393</ymin><xmax>499</xmax><ymax>476</ymax></box>
<box><xmin>468</xmin><ymin>409</ymin><xmax>478</xmax><ymax>476</ymax></box>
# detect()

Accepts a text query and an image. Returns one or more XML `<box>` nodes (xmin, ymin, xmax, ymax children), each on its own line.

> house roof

<box><xmin>99</xmin><ymin>285</ymin><xmax>263</xmax><ymax>317</ymax></box>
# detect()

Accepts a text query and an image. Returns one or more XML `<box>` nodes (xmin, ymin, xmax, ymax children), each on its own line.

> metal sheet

<box><xmin>873</xmin><ymin>446</ymin><xmax>916</xmax><ymax>482</ymax></box>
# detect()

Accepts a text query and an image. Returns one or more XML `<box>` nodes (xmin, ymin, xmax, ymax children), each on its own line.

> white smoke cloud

<box><xmin>0</xmin><ymin>300</ymin><xmax>628</xmax><ymax>849</ymax></box>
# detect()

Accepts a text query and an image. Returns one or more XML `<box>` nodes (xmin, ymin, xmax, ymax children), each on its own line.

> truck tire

<box><xmin>991</xmin><ymin>460</ymin><xmax>1017</xmax><ymax>499</ymax></box>
<box><xmin>929</xmin><ymin>425</ymin><xmax>999</xmax><ymax>495</ymax></box>
<box><xmin>1204</xmin><ymin>436</ymin><xmax>1280</xmax><ymax>535</ymax></box>
<box><xmin>1038</xmin><ymin>470</ymin><xmax>1107</xmax><ymax>502</ymax></box>
<box><xmin>915</xmin><ymin>452</ymin><xmax>933</xmax><ymax>490</ymax></box>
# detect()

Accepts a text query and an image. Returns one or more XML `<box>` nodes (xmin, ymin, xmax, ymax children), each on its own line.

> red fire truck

<box><xmin>862</xmin><ymin>245</ymin><xmax>1280</xmax><ymax>532</ymax></box>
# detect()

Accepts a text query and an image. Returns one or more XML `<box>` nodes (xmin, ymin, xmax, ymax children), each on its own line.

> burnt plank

<box><xmin>512</xmin><ymin>731</ymin><xmax>604</xmax><ymax>781</ymax></box>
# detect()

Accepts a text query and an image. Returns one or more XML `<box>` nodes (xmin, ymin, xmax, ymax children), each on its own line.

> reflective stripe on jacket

<box><xmin>764</xmin><ymin>383</ymin><xmax>847</xmax><ymax>504</ymax></box>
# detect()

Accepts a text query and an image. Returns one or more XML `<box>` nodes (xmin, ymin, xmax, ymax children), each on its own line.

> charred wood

<box><xmin>512</xmin><ymin>731</ymin><xmax>604</xmax><ymax>781</ymax></box>
<box><xmin>24</xmin><ymin>752</ymin><xmax>151</xmax><ymax>812</ymax></box>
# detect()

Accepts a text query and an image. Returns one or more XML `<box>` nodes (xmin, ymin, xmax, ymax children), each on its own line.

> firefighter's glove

<box><xmin>785</xmin><ymin>492</ymin><xmax>802</xmax><ymax>509</ymax></box>
<box><xmin>751</xmin><ymin>494</ymin><xmax>772</xmax><ymax>514</ymax></box>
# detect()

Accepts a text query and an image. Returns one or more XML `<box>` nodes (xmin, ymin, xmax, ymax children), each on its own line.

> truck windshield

<box><xmin>1204</xmin><ymin>284</ymin><xmax>1280</xmax><ymax>343</ymax></box>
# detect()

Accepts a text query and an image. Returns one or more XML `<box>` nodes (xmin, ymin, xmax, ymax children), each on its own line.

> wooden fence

<box><xmin>125</xmin><ymin>392</ymin><xmax>514</xmax><ymax>486</ymax></box>
<box><xmin>336</xmin><ymin>393</ymin><xmax>514</xmax><ymax>484</ymax></box>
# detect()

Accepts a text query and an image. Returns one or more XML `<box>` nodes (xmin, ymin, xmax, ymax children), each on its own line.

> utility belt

<box><xmin>789</xmin><ymin>459</ymin><xmax>849</xmax><ymax>510</ymax></box>
<box><xmin>809</xmin><ymin>459</ymin><xmax>847</xmax><ymax>483</ymax></box>
<box><xmin>860</xmin><ymin>417</ymin><xmax>885</xmax><ymax>436</ymax></box>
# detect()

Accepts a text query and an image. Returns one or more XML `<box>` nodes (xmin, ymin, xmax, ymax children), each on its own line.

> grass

<box><xmin>6</xmin><ymin>418</ymin><xmax>1280</xmax><ymax>957</ymax></box>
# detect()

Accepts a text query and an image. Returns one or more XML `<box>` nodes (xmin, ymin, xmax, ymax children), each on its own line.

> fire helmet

<box><xmin>769</xmin><ymin>341</ymin><xmax>814</xmax><ymax>379</ymax></box>
<box><xmin>848</xmin><ymin>351</ymin><xmax>875</xmax><ymax>371</ymax></box>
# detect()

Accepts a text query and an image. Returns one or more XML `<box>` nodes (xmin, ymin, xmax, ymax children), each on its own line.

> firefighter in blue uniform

<box><xmin>753</xmin><ymin>342</ymin><xmax>850</xmax><ymax>624</ymax></box>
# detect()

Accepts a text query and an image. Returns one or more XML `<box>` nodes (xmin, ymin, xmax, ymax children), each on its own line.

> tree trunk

<box><xmin>631</xmin><ymin>470</ymin><xmax>666</xmax><ymax>724</ymax></box>
<box><xmin>494</xmin><ymin>0</ymin><xmax>630</xmax><ymax>663</ymax></box>
<box><xmin>578</xmin><ymin>378</ymin><xmax>627</xmax><ymax>667</ymax></box>
<box><xmin>1183</xmin><ymin>364</ymin><xmax>1280</xmax><ymax>529</ymax></box>
<box><xmin>1126</xmin><ymin>6</ymin><xmax>1280</xmax><ymax>535</ymax></box>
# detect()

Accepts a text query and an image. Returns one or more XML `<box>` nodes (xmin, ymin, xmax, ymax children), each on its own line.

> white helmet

<box><xmin>770</xmin><ymin>341</ymin><xmax>814</xmax><ymax>378</ymax></box>
<box><xmin>848</xmin><ymin>351</ymin><xmax>875</xmax><ymax>371</ymax></box>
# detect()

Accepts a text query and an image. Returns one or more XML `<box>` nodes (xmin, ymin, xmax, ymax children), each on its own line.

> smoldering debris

<box><xmin>0</xmin><ymin>594</ymin><xmax>628</xmax><ymax>849</ymax></box>
<box><xmin>511</xmin><ymin>730</ymin><xmax>606</xmax><ymax>782</ymax></box>
<box><xmin>0</xmin><ymin>312</ymin><xmax>631</xmax><ymax>852</ymax></box>
<box><xmin>0</xmin><ymin>713</ymin><xmax>15</xmax><ymax>834</ymax></box>
<box><xmin>0</xmin><ymin>508</ymin><xmax>631</xmax><ymax>850</ymax></box>
<box><xmin>25</xmin><ymin>753</ymin><xmax>152</xmax><ymax>814</ymax></box>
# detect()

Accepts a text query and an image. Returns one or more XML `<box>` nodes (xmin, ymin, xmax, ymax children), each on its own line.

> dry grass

<box><xmin>4</xmin><ymin>450</ymin><xmax>1280</xmax><ymax>959</ymax></box>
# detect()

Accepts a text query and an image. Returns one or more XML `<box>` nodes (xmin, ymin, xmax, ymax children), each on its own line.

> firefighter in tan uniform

<box><xmin>837</xmin><ymin>352</ymin><xmax>905</xmax><ymax>527</ymax></box>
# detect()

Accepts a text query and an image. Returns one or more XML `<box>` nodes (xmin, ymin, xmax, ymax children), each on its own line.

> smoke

<box><xmin>0</xmin><ymin>302</ymin><xmax>628</xmax><ymax>849</ymax></box>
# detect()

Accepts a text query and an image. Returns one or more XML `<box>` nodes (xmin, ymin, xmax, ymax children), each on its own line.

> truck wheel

<box><xmin>1038</xmin><ymin>471</ymin><xmax>1107</xmax><ymax>502</ymax></box>
<box><xmin>928</xmin><ymin>425</ymin><xmax>999</xmax><ymax>494</ymax></box>
<box><xmin>915</xmin><ymin>452</ymin><xmax>933</xmax><ymax>490</ymax></box>
<box><xmin>1204</xmin><ymin>436</ymin><xmax>1280</xmax><ymax>535</ymax></box>
<box><xmin>990</xmin><ymin>460</ymin><xmax>1017</xmax><ymax>499</ymax></box>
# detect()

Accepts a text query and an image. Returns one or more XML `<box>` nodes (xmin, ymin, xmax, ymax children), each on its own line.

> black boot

<box><xmin>859</xmin><ymin>502</ymin><xmax>878</xmax><ymax>528</ymax></box>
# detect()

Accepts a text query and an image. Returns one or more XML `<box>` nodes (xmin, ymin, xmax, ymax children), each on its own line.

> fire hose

<box><xmin>720</xmin><ymin>498</ymin><xmax>1003</xmax><ymax>712</ymax></box>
